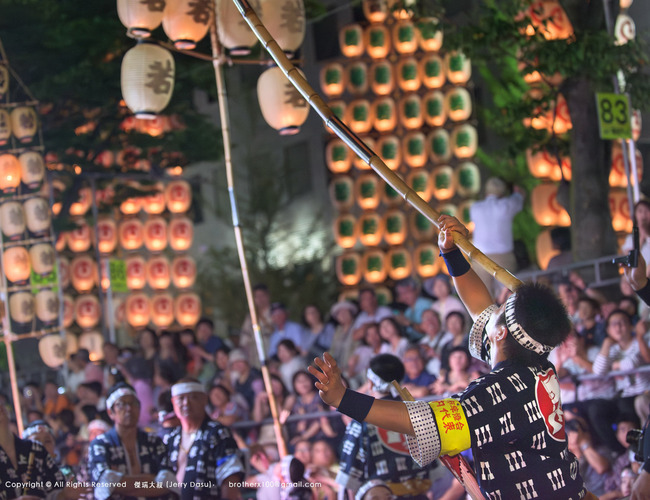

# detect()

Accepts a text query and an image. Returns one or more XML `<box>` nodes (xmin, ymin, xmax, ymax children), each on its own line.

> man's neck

<box><xmin>181</xmin><ymin>417</ymin><xmax>204</xmax><ymax>433</ymax></box>
<box><xmin>115</xmin><ymin>424</ymin><xmax>138</xmax><ymax>442</ymax></box>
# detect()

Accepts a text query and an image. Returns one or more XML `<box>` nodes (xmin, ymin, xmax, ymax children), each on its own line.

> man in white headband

<box><xmin>87</xmin><ymin>382</ymin><xmax>176</xmax><ymax>500</ymax></box>
<box><xmin>311</xmin><ymin>215</ymin><xmax>598</xmax><ymax>500</ymax></box>
<box><xmin>163</xmin><ymin>377</ymin><xmax>244</xmax><ymax>499</ymax></box>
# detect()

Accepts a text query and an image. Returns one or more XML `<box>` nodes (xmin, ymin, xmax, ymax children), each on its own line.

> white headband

<box><xmin>366</xmin><ymin>368</ymin><xmax>399</xmax><ymax>397</ymax></box>
<box><xmin>106</xmin><ymin>387</ymin><xmax>137</xmax><ymax>409</ymax></box>
<box><xmin>468</xmin><ymin>304</ymin><xmax>498</xmax><ymax>360</ymax></box>
<box><xmin>505</xmin><ymin>293</ymin><xmax>554</xmax><ymax>355</ymax></box>
<box><xmin>22</xmin><ymin>423</ymin><xmax>54</xmax><ymax>440</ymax></box>
<box><xmin>355</xmin><ymin>480</ymin><xmax>392</xmax><ymax>500</ymax></box>
<box><xmin>171</xmin><ymin>382</ymin><xmax>206</xmax><ymax>397</ymax></box>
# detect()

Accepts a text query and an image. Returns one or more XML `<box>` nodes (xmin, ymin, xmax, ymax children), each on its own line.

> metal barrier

<box><xmin>517</xmin><ymin>253</ymin><xmax>622</xmax><ymax>289</ymax></box>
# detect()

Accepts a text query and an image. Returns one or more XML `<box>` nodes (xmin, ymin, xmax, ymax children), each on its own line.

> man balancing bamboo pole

<box><xmin>310</xmin><ymin>214</ymin><xmax>598</xmax><ymax>500</ymax></box>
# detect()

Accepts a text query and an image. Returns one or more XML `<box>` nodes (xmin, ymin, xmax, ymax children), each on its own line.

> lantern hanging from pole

<box><xmin>334</xmin><ymin>214</ymin><xmax>358</xmax><ymax>249</ymax></box>
<box><xmin>117</xmin><ymin>0</ymin><xmax>165</xmax><ymax>38</ymax></box>
<box><xmin>38</xmin><ymin>335</ymin><xmax>66</xmax><ymax>369</ymax></box>
<box><xmin>410</xmin><ymin>212</ymin><xmax>436</xmax><ymax>242</ymax></box>
<box><xmin>370</xmin><ymin>61</ymin><xmax>394</xmax><ymax>96</ymax></box>
<box><xmin>365</xmin><ymin>25</ymin><xmax>390</xmax><ymax>59</ymax></box>
<box><xmin>23</xmin><ymin>197</ymin><xmax>51</xmax><ymax>237</ymax></box>
<box><xmin>451</xmin><ymin>124</ymin><xmax>478</xmax><ymax>159</ymax></box>
<box><xmin>74</xmin><ymin>294</ymin><xmax>101</xmax><ymax>329</ymax></box>
<box><xmin>0</xmin><ymin>109</ymin><xmax>11</xmax><ymax>145</ymax></box>
<box><xmin>393</xmin><ymin>20</ymin><xmax>417</xmax><ymax>54</ymax></box>
<box><xmin>531</xmin><ymin>183</ymin><xmax>571</xmax><ymax>226</ymax></box>
<box><xmin>387</xmin><ymin>247</ymin><xmax>412</xmax><ymax>280</ymax></box>
<box><xmin>10</xmin><ymin>107</ymin><xmax>38</xmax><ymax>143</ymax></box>
<box><xmin>165</xmin><ymin>179</ymin><xmax>192</xmax><ymax>213</ymax></box>
<box><xmin>151</xmin><ymin>293</ymin><xmax>175</xmax><ymax>328</ymax></box>
<box><xmin>416</xmin><ymin>17</ymin><xmax>443</xmax><ymax>52</ymax></box>
<box><xmin>354</xmin><ymin>137</ymin><xmax>374</xmax><ymax>170</ymax></box>
<box><xmin>216</xmin><ymin>0</ymin><xmax>259</xmax><ymax>55</ymax></box>
<box><xmin>431</xmin><ymin>166</ymin><xmax>456</xmax><ymax>200</ymax></box>
<box><xmin>168</xmin><ymin>216</ymin><xmax>194</xmax><ymax>251</ymax></box>
<box><xmin>362</xmin><ymin>0</ymin><xmax>388</xmax><ymax>23</ymax></box>
<box><xmin>445</xmin><ymin>52</ymin><xmax>471</xmax><ymax>84</ymax></box>
<box><xmin>384</xmin><ymin>210</ymin><xmax>407</xmax><ymax>246</ymax></box>
<box><xmin>610</xmin><ymin>141</ymin><xmax>643</xmax><ymax>188</ymax></box>
<box><xmin>3</xmin><ymin>246</ymin><xmax>30</xmax><ymax>284</ymax></box>
<box><xmin>63</xmin><ymin>294</ymin><xmax>74</xmax><ymax>328</ymax></box>
<box><xmin>526</xmin><ymin>148</ymin><xmax>556</xmax><ymax>179</ymax></box>
<box><xmin>326</xmin><ymin>139</ymin><xmax>351</xmax><ymax>174</ymax></box>
<box><xmin>126</xmin><ymin>255</ymin><xmax>147</xmax><ymax>290</ymax></box>
<box><xmin>144</xmin><ymin>216</ymin><xmax>168</xmax><ymax>252</ymax></box>
<box><xmin>171</xmin><ymin>255</ymin><xmax>197</xmax><ymax>289</ymax></box>
<box><xmin>69</xmin><ymin>187</ymin><xmax>92</xmax><ymax>216</ymax></box>
<box><xmin>121</xmin><ymin>41</ymin><xmax>175</xmax><ymax>119</ymax></box>
<box><xmin>97</xmin><ymin>219</ymin><xmax>118</xmax><ymax>254</ymax></box>
<box><xmin>67</xmin><ymin>220</ymin><xmax>92</xmax><ymax>253</ymax></box>
<box><xmin>175</xmin><ymin>292</ymin><xmax>201</xmax><ymax>327</ymax></box>
<box><xmin>0</xmin><ymin>154</ymin><xmax>21</xmax><ymax>193</ymax></box>
<box><xmin>362</xmin><ymin>249</ymin><xmax>387</xmax><ymax>284</ymax></box>
<box><xmin>71</xmin><ymin>256</ymin><xmax>97</xmax><ymax>292</ymax></box>
<box><xmin>259</xmin><ymin>0</ymin><xmax>306</xmax><ymax>57</ymax></box>
<box><xmin>339</xmin><ymin>23</ymin><xmax>364</xmax><ymax>58</ymax></box>
<box><xmin>407</xmin><ymin>169</ymin><xmax>431</xmax><ymax>202</ymax></box>
<box><xmin>455</xmin><ymin>162</ymin><xmax>481</xmax><ymax>197</ymax></box>
<box><xmin>535</xmin><ymin>229</ymin><xmax>558</xmax><ymax>270</ymax></box>
<box><xmin>414</xmin><ymin>243</ymin><xmax>441</xmax><ymax>278</ymax></box>
<box><xmin>162</xmin><ymin>0</ymin><xmax>213</xmax><ymax>49</ymax></box>
<box><xmin>377</xmin><ymin>135</ymin><xmax>401</xmax><ymax>171</ymax></box>
<box><xmin>329</xmin><ymin>176</ymin><xmax>354</xmax><ymax>211</ymax></box>
<box><xmin>346</xmin><ymin>99</ymin><xmax>373</xmax><ymax>134</ymax></box>
<box><xmin>420</xmin><ymin>54</ymin><xmax>445</xmax><ymax>89</ymax></box>
<box><xmin>10</xmin><ymin>291</ymin><xmax>34</xmax><ymax>325</ymax></box>
<box><xmin>355</xmin><ymin>174</ymin><xmax>380</xmax><ymax>210</ymax></box>
<box><xmin>79</xmin><ymin>331</ymin><xmax>105</xmax><ymax>362</ymax></box>
<box><xmin>29</xmin><ymin>243</ymin><xmax>55</xmax><ymax>276</ymax></box>
<box><xmin>0</xmin><ymin>201</ymin><xmax>25</xmax><ymax>240</ymax></box>
<box><xmin>35</xmin><ymin>289</ymin><xmax>59</xmax><ymax>325</ymax></box>
<box><xmin>146</xmin><ymin>255</ymin><xmax>171</xmax><ymax>290</ymax></box>
<box><xmin>59</xmin><ymin>257</ymin><xmax>70</xmax><ymax>288</ymax></box>
<box><xmin>397</xmin><ymin>57</ymin><xmax>421</xmax><ymax>91</ymax></box>
<box><xmin>18</xmin><ymin>151</ymin><xmax>45</xmax><ymax>190</ymax></box>
<box><xmin>143</xmin><ymin>185</ymin><xmax>166</xmax><ymax>214</ymax></box>
<box><xmin>358</xmin><ymin>212</ymin><xmax>384</xmax><ymax>247</ymax></box>
<box><xmin>336</xmin><ymin>252</ymin><xmax>361</xmax><ymax>286</ymax></box>
<box><xmin>446</xmin><ymin>87</ymin><xmax>472</xmax><ymax>122</ymax></box>
<box><xmin>371</xmin><ymin>97</ymin><xmax>396</xmax><ymax>133</ymax></box>
<box><xmin>423</xmin><ymin>90</ymin><xmax>446</xmax><ymax>127</ymax></box>
<box><xmin>126</xmin><ymin>293</ymin><xmax>151</xmax><ymax>328</ymax></box>
<box><xmin>257</xmin><ymin>66</ymin><xmax>309</xmax><ymax>135</ymax></box>
<box><xmin>346</xmin><ymin>62</ymin><xmax>368</xmax><ymax>95</ymax></box>
<box><xmin>399</xmin><ymin>94</ymin><xmax>423</xmax><ymax>130</ymax></box>
<box><xmin>119</xmin><ymin>219</ymin><xmax>144</xmax><ymax>251</ymax></box>
<box><xmin>320</xmin><ymin>63</ymin><xmax>345</xmax><ymax>97</ymax></box>
<box><xmin>403</xmin><ymin>131</ymin><xmax>427</xmax><ymax>168</ymax></box>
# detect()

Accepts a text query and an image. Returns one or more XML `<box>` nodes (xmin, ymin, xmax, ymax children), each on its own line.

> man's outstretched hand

<box><xmin>308</xmin><ymin>353</ymin><xmax>346</xmax><ymax>408</ymax></box>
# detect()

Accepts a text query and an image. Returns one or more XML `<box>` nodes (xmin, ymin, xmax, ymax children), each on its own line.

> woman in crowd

<box><xmin>418</xmin><ymin>309</ymin><xmax>452</xmax><ymax>375</ymax></box>
<box><xmin>288</xmin><ymin>371</ymin><xmax>325</xmax><ymax>447</ymax></box>
<box><xmin>438</xmin><ymin>311</ymin><xmax>468</xmax><ymax>372</ymax></box>
<box><xmin>277</xmin><ymin>339</ymin><xmax>306</xmax><ymax>391</ymax></box>
<box><xmin>303</xmin><ymin>304</ymin><xmax>335</xmax><ymax>360</ymax></box>
<box><xmin>327</xmin><ymin>301</ymin><xmax>359</xmax><ymax>374</ymax></box>
<box><xmin>346</xmin><ymin>323</ymin><xmax>384</xmax><ymax>388</ymax></box>
<box><xmin>378</xmin><ymin>317</ymin><xmax>409</xmax><ymax>358</ymax></box>
<box><xmin>427</xmin><ymin>274</ymin><xmax>466</xmax><ymax>322</ymax></box>
<box><xmin>431</xmin><ymin>346</ymin><xmax>476</xmax><ymax>396</ymax></box>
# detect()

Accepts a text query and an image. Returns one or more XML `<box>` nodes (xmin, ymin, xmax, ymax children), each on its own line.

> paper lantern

<box><xmin>428</xmin><ymin>129</ymin><xmax>451</xmax><ymax>164</ymax></box>
<box><xmin>531</xmin><ymin>183</ymin><xmax>571</xmax><ymax>226</ymax></box>
<box><xmin>357</xmin><ymin>212</ymin><xmax>384</xmax><ymax>247</ymax></box>
<box><xmin>423</xmin><ymin>90</ymin><xmax>446</xmax><ymax>127</ymax></box>
<box><xmin>416</xmin><ymin>17</ymin><xmax>443</xmax><ymax>51</ymax></box>
<box><xmin>126</xmin><ymin>255</ymin><xmax>147</xmax><ymax>290</ymax></box>
<box><xmin>334</xmin><ymin>214</ymin><xmax>358</xmax><ymax>249</ymax></box>
<box><xmin>610</xmin><ymin>189</ymin><xmax>633</xmax><ymax>233</ymax></box>
<box><xmin>0</xmin><ymin>201</ymin><xmax>25</xmax><ymax>240</ymax></box>
<box><xmin>355</xmin><ymin>174</ymin><xmax>380</xmax><ymax>210</ymax></box>
<box><xmin>119</xmin><ymin>219</ymin><xmax>144</xmax><ymax>251</ymax></box>
<box><xmin>168</xmin><ymin>216</ymin><xmax>194</xmax><ymax>251</ymax></box>
<box><xmin>384</xmin><ymin>210</ymin><xmax>407</xmax><ymax>246</ymax></box>
<box><xmin>354</xmin><ymin>137</ymin><xmax>374</xmax><ymax>170</ymax></box>
<box><xmin>146</xmin><ymin>255</ymin><xmax>171</xmax><ymax>289</ymax></box>
<box><xmin>97</xmin><ymin>219</ymin><xmax>118</xmax><ymax>254</ymax></box>
<box><xmin>39</xmin><ymin>335</ymin><xmax>66</xmax><ymax>369</ymax></box>
<box><xmin>329</xmin><ymin>176</ymin><xmax>355</xmax><ymax>211</ymax></box>
<box><xmin>35</xmin><ymin>289</ymin><xmax>59</xmax><ymax>324</ymax></box>
<box><xmin>347</xmin><ymin>99</ymin><xmax>373</xmax><ymax>134</ymax></box>
<box><xmin>18</xmin><ymin>151</ymin><xmax>45</xmax><ymax>190</ymax></box>
<box><xmin>610</xmin><ymin>142</ymin><xmax>643</xmax><ymax>188</ymax></box>
<box><xmin>370</xmin><ymin>61</ymin><xmax>394</xmax><ymax>96</ymax></box>
<box><xmin>397</xmin><ymin>57</ymin><xmax>421</xmax><ymax>91</ymax></box>
<box><xmin>451</xmin><ymin>124</ymin><xmax>478</xmax><ymax>159</ymax></box>
<box><xmin>383</xmin><ymin>182</ymin><xmax>402</xmax><ymax>207</ymax></box>
<box><xmin>74</xmin><ymin>294</ymin><xmax>100</xmax><ymax>329</ymax></box>
<box><xmin>216</xmin><ymin>0</ymin><xmax>258</xmax><ymax>55</ymax></box>
<box><xmin>326</xmin><ymin>139</ymin><xmax>351</xmax><ymax>173</ymax></box>
<box><xmin>346</xmin><ymin>62</ymin><xmax>368</xmax><ymax>95</ymax></box>
<box><xmin>399</xmin><ymin>94</ymin><xmax>423</xmax><ymax>130</ymax></box>
<box><xmin>371</xmin><ymin>97</ymin><xmax>396</xmax><ymax>133</ymax></box>
<box><xmin>420</xmin><ymin>54</ymin><xmax>445</xmax><ymax>89</ymax></box>
<box><xmin>526</xmin><ymin>149</ymin><xmax>572</xmax><ymax>181</ymax></box>
<box><xmin>362</xmin><ymin>249</ymin><xmax>387</xmax><ymax>283</ymax></box>
<box><xmin>175</xmin><ymin>292</ymin><xmax>201</xmax><ymax>327</ymax></box>
<box><xmin>121</xmin><ymin>42</ymin><xmax>175</xmax><ymax>118</ymax></box>
<box><xmin>445</xmin><ymin>52</ymin><xmax>471</xmax><ymax>84</ymax></box>
<box><xmin>455</xmin><ymin>162</ymin><xmax>481</xmax><ymax>197</ymax></box>
<box><xmin>446</xmin><ymin>87</ymin><xmax>472</xmax><ymax>122</ymax></box>
<box><xmin>620</xmin><ymin>0</ymin><xmax>633</xmax><ymax>8</ymax></box>
<box><xmin>55</xmin><ymin>232</ymin><xmax>66</xmax><ymax>252</ymax></box>
<box><xmin>365</xmin><ymin>25</ymin><xmax>390</xmax><ymax>59</ymax></box>
<box><xmin>339</xmin><ymin>23</ymin><xmax>364</xmax><ymax>58</ymax></box>
<box><xmin>9</xmin><ymin>292</ymin><xmax>34</xmax><ymax>325</ymax></box>
<box><xmin>410</xmin><ymin>212</ymin><xmax>436</xmax><ymax>242</ymax></box>
<box><xmin>257</xmin><ymin>66</ymin><xmax>309</xmax><ymax>135</ymax></box>
<box><xmin>458</xmin><ymin>200</ymin><xmax>475</xmax><ymax>233</ymax></box>
<box><xmin>0</xmin><ymin>154</ymin><xmax>21</xmax><ymax>193</ymax></box>
<box><xmin>327</xmin><ymin>100</ymin><xmax>346</xmax><ymax>134</ymax></box>
<box><xmin>393</xmin><ymin>20</ymin><xmax>417</xmax><ymax>54</ymax></box>
<box><xmin>165</xmin><ymin>179</ymin><xmax>192</xmax><ymax>214</ymax></box>
<box><xmin>162</xmin><ymin>0</ymin><xmax>212</xmax><ymax>49</ymax></box>
<box><xmin>259</xmin><ymin>0</ymin><xmax>305</xmax><ymax>56</ymax></box>
<box><xmin>29</xmin><ymin>243</ymin><xmax>55</xmax><ymax>276</ymax></box>
<box><xmin>10</xmin><ymin>107</ymin><xmax>38</xmax><ymax>143</ymax></box>
<box><xmin>553</xmin><ymin>93</ymin><xmax>572</xmax><ymax>134</ymax></box>
<box><xmin>143</xmin><ymin>187</ymin><xmax>166</xmax><ymax>215</ymax></box>
<box><xmin>68</xmin><ymin>221</ymin><xmax>92</xmax><ymax>253</ymax></box>
<box><xmin>79</xmin><ymin>331</ymin><xmax>105</xmax><ymax>362</ymax></box>
<box><xmin>387</xmin><ymin>247</ymin><xmax>412</xmax><ymax>280</ymax></box>
<box><xmin>414</xmin><ymin>243</ymin><xmax>441</xmax><ymax>278</ymax></box>
<box><xmin>171</xmin><ymin>255</ymin><xmax>197</xmax><ymax>289</ymax></box>
<box><xmin>126</xmin><ymin>293</ymin><xmax>150</xmax><ymax>327</ymax></box>
<box><xmin>431</xmin><ymin>166</ymin><xmax>456</xmax><ymax>200</ymax></box>
<box><xmin>403</xmin><ymin>132</ymin><xmax>427</xmax><ymax>168</ymax></box>
<box><xmin>320</xmin><ymin>63</ymin><xmax>345</xmax><ymax>97</ymax></box>
<box><xmin>71</xmin><ymin>256</ymin><xmax>97</xmax><ymax>292</ymax></box>
<box><xmin>536</xmin><ymin>229</ymin><xmax>559</xmax><ymax>270</ymax></box>
<box><xmin>362</xmin><ymin>0</ymin><xmax>388</xmax><ymax>23</ymax></box>
<box><xmin>24</xmin><ymin>197</ymin><xmax>51</xmax><ymax>237</ymax></box>
<box><xmin>526</xmin><ymin>0</ymin><xmax>574</xmax><ymax>40</ymax></box>
<box><xmin>63</xmin><ymin>295</ymin><xmax>74</xmax><ymax>328</ymax></box>
<box><xmin>144</xmin><ymin>216</ymin><xmax>168</xmax><ymax>252</ymax></box>
<box><xmin>69</xmin><ymin>187</ymin><xmax>92</xmax><ymax>216</ymax></box>
<box><xmin>336</xmin><ymin>252</ymin><xmax>361</xmax><ymax>286</ymax></box>
<box><xmin>59</xmin><ymin>257</ymin><xmax>70</xmax><ymax>288</ymax></box>
<box><xmin>0</xmin><ymin>110</ymin><xmax>11</xmax><ymax>145</ymax></box>
<box><xmin>150</xmin><ymin>293</ymin><xmax>175</xmax><ymax>327</ymax></box>
<box><xmin>3</xmin><ymin>246</ymin><xmax>30</xmax><ymax>284</ymax></box>
<box><xmin>120</xmin><ymin>197</ymin><xmax>142</xmax><ymax>215</ymax></box>
<box><xmin>117</xmin><ymin>0</ymin><xmax>164</xmax><ymax>37</ymax></box>
<box><xmin>408</xmin><ymin>169</ymin><xmax>431</xmax><ymax>202</ymax></box>
<box><xmin>377</xmin><ymin>135</ymin><xmax>401</xmax><ymax>170</ymax></box>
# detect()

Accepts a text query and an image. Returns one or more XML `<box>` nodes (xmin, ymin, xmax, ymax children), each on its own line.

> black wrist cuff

<box><xmin>337</xmin><ymin>388</ymin><xmax>375</xmax><ymax>422</ymax></box>
<box><xmin>440</xmin><ymin>248</ymin><xmax>470</xmax><ymax>277</ymax></box>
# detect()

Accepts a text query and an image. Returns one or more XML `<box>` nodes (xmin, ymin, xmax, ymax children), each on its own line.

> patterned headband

<box><xmin>366</xmin><ymin>368</ymin><xmax>399</xmax><ymax>397</ymax></box>
<box><xmin>505</xmin><ymin>293</ymin><xmax>554</xmax><ymax>355</ymax></box>
<box><xmin>171</xmin><ymin>381</ymin><xmax>206</xmax><ymax>397</ymax></box>
<box><xmin>22</xmin><ymin>422</ymin><xmax>54</xmax><ymax>440</ymax></box>
<box><xmin>106</xmin><ymin>387</ymin><xmax>137</xmax><ymax>409</ymax></box>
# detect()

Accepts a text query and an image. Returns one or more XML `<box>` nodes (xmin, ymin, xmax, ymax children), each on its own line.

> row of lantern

<box><xmin>0</xmin><ymin>152</ymin><xmax>45</xmax><ymax>194</ymax></box>
<box><xmin>0</xmin><ymin>107</ymin><xmax>39</xmax><ymax>146</ymax></box>
<box><xmin>327</xmin><ymin>124</ymin><xmax>478</xmax><ymax>174</ymax></box>
<box><xmin>38</xmin><ymin>330</ymin><xmax>105</xmax><ymax>368</ymax></box>
<box><xmin>0</xmin><ymin>197</ymin><xmax>51</xmax><ymax>241</ymax></box>
<box><xmin>2</xmin><ymin>243</ymin><xmax>55</xmax><ymax>284</ymax></box>
<box><xmin>339</xmin><ymin>19</ymin><xmax>443</xmax><ymax>59</ymax></box>
<box><xmin>8</xmin><ymin>288</ymin><xmax>58</xmax><ymax>327</ymax></box>
<box><xmin>330</xmin><ymin>163</ymin><xmax>480</xmax><ymax>212</ymax></box>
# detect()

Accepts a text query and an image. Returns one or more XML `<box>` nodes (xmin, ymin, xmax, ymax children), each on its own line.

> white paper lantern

<box><xmin>39</xmin><ymin>335</ymin><xmax>66</xmax><ymax>368</ymax></box>
<box><xmin>259</xmin><ymin>0</ymin><xmax>306</xmax><ymax>57</ymax></box>
<box><xmin>3</xmin><ymin>246</ymin><xmax>30</xmax><ymax>284</ymax></box>
<box><xmin>162</xmin><ymin>0</ymin><xmax>213</xmax><ymax>49</ymax></box>
<box><xmin>9</xmin><ymin>292</ymin><xmax>34</xmax><ymax>325</ymax></box>
<box><xmin>67</xmin><ymin>221</ymin><xmax>92</xmax><ymax>253</ymax></box>
<box><xmin>257</xmin><ymin>66</ymin><xmax>309</xmax><ymax>135</ymax></box>
<box><xmin>24</xmin><ymin>197</ymin><xmax>51</xmax><ymax>237</ymax></box>
<box><xmin>117</xmin><ymin>0</ymin><xmax>164</xmax><ymax>37</ymax></box>
<box><xmin>217</xmin><ymin>0</ymin><xmax>259</xmax><ymax>55</ymax></box>
<box><xmin>70</xmin><ymin>255</ymin><xmax>97</xmax><ymax>292</ymax></box>
<box><xmin>97</xmin><ymin>219</ymin><xmax>118</xmax><ymax>254</ymax></box>
<box><xmin>144</xmin><ymin>216</ymin><xmax>168</xmax><ymax>252</ymax></box>
<box><xmin>119</xmin><ymin>219</ymin><xmax>144</xmax><ymax>251</ymax></box>
<box><xmin>0</xmin><ymin>201</ymin><xmax>25</xmax><ymax>240</ymax></box>
<box><xmin>146</xmin><ymin>255</ymin><xmax>171</xmax><ymax>290</ymax></box>
<box><xmin>126</xmin><ymin>293</ymin><xmax>150</xmax><ymax>327</ymax></box>
<box><xmin>0</xmin><ymin>154</ymin><xmax>21</xmax><ymax>193</ymax></box>
<box><xmin>35</xmin><ymin>289</ymin><xmax>59</xmax><ymax>324</ymax></box>
<box><xmin>165</xmin><ymin>180</ymin><xmax>192</xmax><ymax>213</ymax></box>
<box><xmin>75</xmin><ymin>294</ymin><xmax>101</xmax><ymax>329</ymax></box>
<box><xmin>18</xmin><ymin>151</ymin><xmax>45</xmax><ymax>190</ymax></box>
<box><xmin>0</xmin><ymin>109</ymin><xmax>11</xmax><ymax>145</ymax></box>
<box><xmin>10</xmin><ymin>107</ymin><xmax>38</xmax><ymax>143</ymax></box>
<box><xmin>29</xmin><ymin>243</ymin><xmax>55</xmax><ymax>276</ymax></box>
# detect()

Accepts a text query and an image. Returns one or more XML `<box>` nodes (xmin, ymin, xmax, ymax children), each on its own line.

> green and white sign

<box><xmin>596</xmin><ymin>92</ymin><xmax>632</xmax><ymax>140</ymax></box>
<box><xmin>109</xmin><ymin>259</ymin><xmax>128</xmax><ymax>293</ymax></box>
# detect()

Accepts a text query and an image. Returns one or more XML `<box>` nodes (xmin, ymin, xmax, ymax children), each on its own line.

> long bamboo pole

<box><xmin>231</xmin><ymin>0</ymin><xmax>523</xmax><ymax>292</ymax></box>
<box><xmin>207</xmin><ymin>16</ymin><xmax>288</xmax><ymax>458</ymax></box>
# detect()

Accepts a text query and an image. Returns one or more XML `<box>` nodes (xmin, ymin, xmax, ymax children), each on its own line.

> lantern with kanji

<box><xmin>370</xmin><ymin>61</ymin><xmax>394</xmax><ymax>96</ymax></box>
<box><xmin>162</xmin><ymin>0</ymin><xmax>212</xmax><ymax>49</ymax></box>
<box><xmin>168</xmin><ymin>216</ymin><xmax>194</xmax><ymax>251</ymax></box>
<box><xmin>144</xmin><ymin>216</ymin><xmax>168</xmax><ymax>252</ymax></box>
<box><xmin>146</xmin><ymin>255</ymin><xmax>171</xmax><ymax>290</ymax></box>
<box><xmin>445</xmin><ymin>52</ymin><xmax>471</xmax><ymax>84</ymax></box>
<box><xmin>397</xmin><ymin>57</ymin><xmax>420</xmax><ymax>91</ymax></box>
<box><xmin>403</xmin><ymin>132</ymin><xmax>427</xmax><ymax>168</ymax></box>
<box><xmin>377</xmin><ymin>135</ymin><xmax>401</xmax><ymax>170</ymax></box>
<box><xmin>165</xmin><ymin>179</ymin><xmax>192</xmax><ymax>213</ymax></box>
<box><xmin>420</xmin><ymin>54</ymin><xmax>445</xmax><ymax>89</ymax></box>
<box><xmin>336</xmin><ymin>252</ymin><xmax>361</xmax><ymax>286</ymax></box>
<box><xmin>74</xmin><ymin>294</ymin><xmax>101</xmax><ymax>329</ymax></box>
<box><xmin>446</xmin><ymin>87</ymin><xmax>472</xmax><ymax>122</ymax></box>
<box><xmin>387</xmin><ymin>247</ymin><xmax>412</xmax><ymax>280</ymax></box>
<box><xmin>610</xmin><ymin>142</ymin><xmax>643</xmax><ymax>188</ymax></box>
<box><xmin>257</xmin><ymin>66</ymin><xmax>309</xmax><ymax>135</ymax></box>
<box><xmin>334</xmin><ymin>214</ymin><xmax>358</xmax><ymax>249</ymax></box>
<box><xmin>216</xmin><ymin>0</ymin><xmax>258</xmax><ymax>55</ymax></box>
<box><xmin>18</xmin><ymin>151</ymin><xmax>45</xmax><ymax>190</ymax></box>
<box><xmin>531</xmin><ymin>183</ymin><xmax>571</xmax><ymax>226</ymax></box>
<box><xmin>371</xmin><ymin>97</ymin><xmax>396</xmax><ymax>133</ymax></box>
<box><xmin>97</xmin><ymin>219</ymin><xmax>118</xmax><ymax>254</ymax></box>
<box><xmin>9</xmin><ymin>292</ymin><xmax>34</xmax><ymax>325</ymax></box>
<box><xmin>414</xmin><ymin>243</ymin><xmax>441</xmax><ymax>278</ymax></box>
<box><xmin>119</xmin><ymin>219</ymin><xmax>144</xmax><ymax>251</ymax></box>
<box><xmin>117</xmin><ymin>0</ymin><xmax>165</xmax><ymax>37</ymax></box>
<box><xmin>365</xmin><ymin>25</ymin><xmax>391</xmax><ymax>59</ymax></box>
<box><xmin>0</xmin><ymin>201</ymin><xmax>25</xmax><ymax>240</ymax></box>
<box><xmin>29</xmin><ymin>243</ymin><xmax>55</xmax><ymax>276</ymax></box>
<box><xmin>143</xmin><ymin>185</ymin><xmax>166</xmax><ymax>214</ymax></box>
<box><xmin>175</xmin><ymin>292</ymin><xmax>201</xmax><ymax>327</ymax></box>
<box><xmin>346</xmin><ymin>62</ymin><xmax>368</xmax><ymax>95</ymax></box>
<box><xmin>71</xmin><ymin>256</ymin><xmax>97</xmax><ymax>292</ymax></box>
<box><xmin>384</xmin><ymin>210</ymin><xmax>407</xmax><ymax>245</ymax></box>
<box><xmin>126</xmin><ymin>293</ymin><xmax>150</xmax><ymax>327</ymax></box>
<box><xmin>451</xmin><ymin>124</ymin><xmax>478</xmax><ymax>159</ymax></box>
<box><xmin>355</xmin><ymin>174</ymin><xmax>381</xmax><ymax>210</ymax></box>
<box><xmin>416</xmin><ymin>17</ymin><xmax>443</xmax><ymax>51</ymax></box>
<box><xmin>432</xmin><ymin>166</ymin><xmax>456</xmax><ymax>200</ymax></box>
<box><xmin>320</xmin><ymin>63</ymin><xmax>345</xmax><ymax>97</ymax></box>
<box><xmin>610</xmin><ymin>189</ymin><xmax>633</xmax><ymax>233</ymax></box>
<box><xmin>428</xmin><ymin>128</ymin><xmax>451</xmax><ymax>163</ymax></box>
<box><xmin>35</xmin><ymin>289</ymin><xmax>59</xmax><ymax>325</ymax></box>
<box><xmin>151</xmin><ymin>293</ymin><xmax>175</xmax><ymax>327</ymax></box>
<box><xmin>39</xmin><ymin>335</ymin><xmax>66</xmax><ymax>369</ymax></box>
<box><xmin>126</xmin><ymin>255</ymin><xmax>147</xmax><ymax>290</ymax></box>
<box><xmin>329</xmin><ymin>176</ymin><xmax>354</xmax><ymax>211</ymax></box>
<box><xmin>326</xmin><ymin>139</ymin><xmax>351</xmax><ymax>173</ymax></box>
<box><xmin>0</xmin><ymin>154</ymin><xmax>21</xmax><ymax>193</ymax></box>
<box><xmin>0</xmin><ymin>109</ymin><xmax>10</xmax><ymax>145</ymax></box>
<box><xmin>410</xmin><ymin>212</ymin><xmax>436</xmax><ymax>241</ymax></box>
<box><xmin>339</xmin><ymin>23</ymin><xmax>364</xmax><ymax>58</ymax></box>
<box><xmin>362</xmin><ymin>249</ymin><xmax>387</xmax><ymax>283</ymax></box>
<box><xmin>259</xmin><ymin>0</ymin><xmax>305</xmax><ymax>57</ymax></box>
<box><xmin>358</xmin><ymin>212</ymin><xmax>384</xmax><ymax>247</ymax></box>
<box><xmin>408</xmin><ymin>169</ymin><xmax>431</xmax><ymax>202</ymax></box>
<box><xmin>23</xmin><ymin>197</ymin><xmax>51</xmax><ymax>237</ymax></box>
<box><xmin>10</xmin><ymin>106</ymin><xmax>38</xmax><ymax>143</ymax></box>
<box><xmin>423</xmin><ymin>90</ymin><xmax>446</xmax><ymax>127</ymax></box>
<box><xmin>171</xmin><ymin>255</ymin><xmax>197</xmax><ymax>289</ymax></box>
<box><xmin>68</xmin><ymin>221</ymin><xmax>92</xmax><ymax>253</ymax></box>
<box><xmin>3</xmin><ymin>246</ymin><xmax>30</xmax><ymax>284</ymax></box>
<box><xmin>63</xmin><ymin>294</ymin><xmax>74</xmax><ymax>328</ymax></box>
<box><xmin>399</xmin><ymin>94</ymin><xmax>423</xmax><ymax>130</ymax></box>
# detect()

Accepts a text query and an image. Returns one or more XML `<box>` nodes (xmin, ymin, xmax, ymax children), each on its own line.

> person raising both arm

<box><xmin>310</xmin><ymin>214</ymin><xmax>596</xmax><ymax>500</ymax></box>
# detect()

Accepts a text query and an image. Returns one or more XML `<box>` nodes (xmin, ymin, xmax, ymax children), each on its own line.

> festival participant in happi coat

<box><xmin>310</xmin><ymin>215</ymin><xmax>595</xmax><ymax>500</ymax></box>
<box><xmin>87</xmin><ymin>382</ymin><xmax>176</xmax><ymax>500</ymax></box>
<box><xmin>163</xmin><ymin>378</ymin><xmax>244</xmax><ymax>499</ymax></box>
